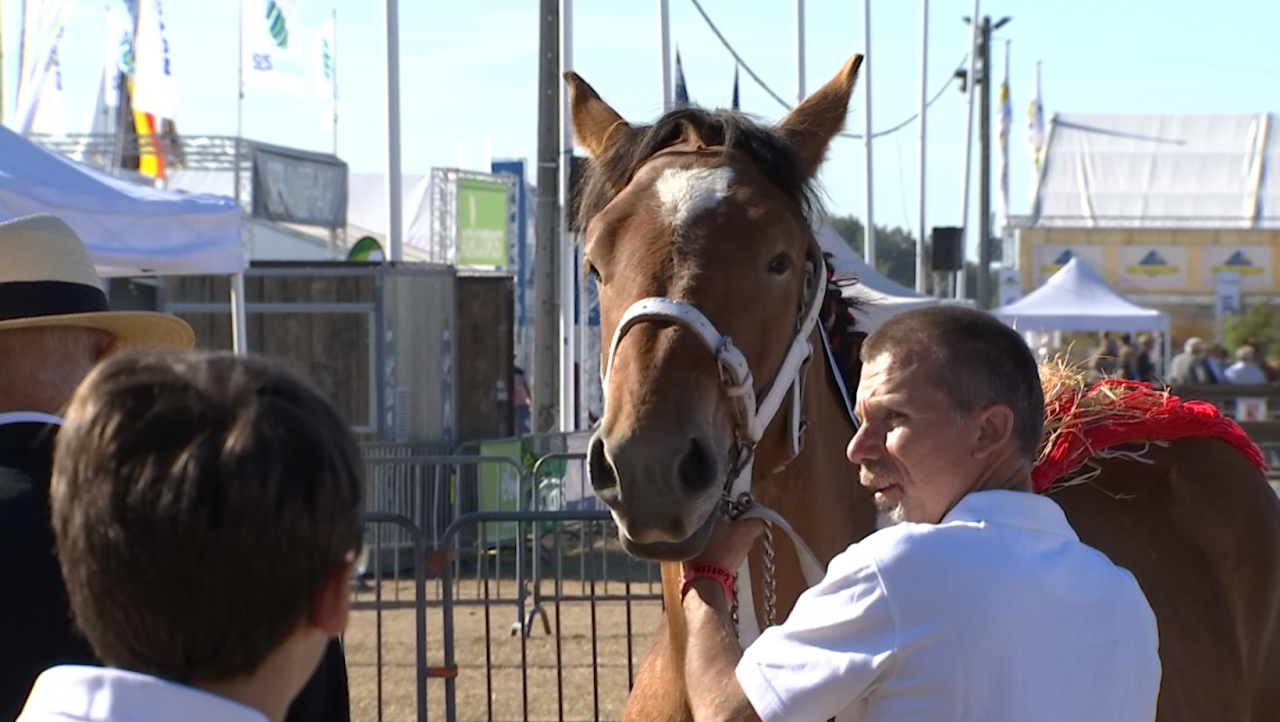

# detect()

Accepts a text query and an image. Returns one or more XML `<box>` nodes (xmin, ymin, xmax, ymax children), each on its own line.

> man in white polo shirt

<box><xmin>678</xmin><ymin>305</ymin><xmax>1161</xmax><ymax>722</ymax></box>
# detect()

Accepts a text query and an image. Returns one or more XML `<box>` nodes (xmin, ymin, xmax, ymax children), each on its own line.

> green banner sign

<box><xmin>456</xmin><ymin>177</ymin><xmax>509</xmax><ymax>268</ymax></box>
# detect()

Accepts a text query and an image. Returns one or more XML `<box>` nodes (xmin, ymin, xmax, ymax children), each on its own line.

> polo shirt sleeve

<box><xmin>735</xmin><ymin>551</ymin><xmax>898</xmax><ymax>722</ymax></box>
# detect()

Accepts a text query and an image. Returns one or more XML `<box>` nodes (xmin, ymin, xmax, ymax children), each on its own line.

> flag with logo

<box><xmin>243</xmin><ymin>0</ymin><xmax>307</xmax><ymax>95</ymax></box>
<box><xmin>13</xmin><ymin>0</ymin><xmax>74</xmax><ymax>132</ymax></box>
<box><xmin>1025</xmin><ymin>60</ymin><xmax>1045</xmax><ymax>175</ymax></box>
<box><xmin>103</xmin><ymin>8</ymin><xmax>134</xmax><ymax>109</ymax></box>
<box><xmin>132</xmin><ymin>0</ymin><xmax>179</xmax><ymax>119</ymax></box>
<box><xmin>29</xmin><ymin>26</ymin><xmax>67</xmax><ymax>135</ymax></box>
<box><xmin>312</xmin><ymin>15</ymin><xmax>340</xmax><ymax>126</ymax></box>
<box><xmin>997</xmin><ymin>40</ymin><xmax>1011</xmax><ymax>223</ymax></box>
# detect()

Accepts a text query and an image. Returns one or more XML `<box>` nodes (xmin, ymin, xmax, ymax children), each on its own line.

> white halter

<box><xmin>601</xmin><ymin>254</ymin><xmax>850</xmax><ymax>646</ymax></box>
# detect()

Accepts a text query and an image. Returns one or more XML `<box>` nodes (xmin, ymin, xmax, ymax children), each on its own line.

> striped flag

<box><xmin>1026</xmin><ymin>60</ymin><xmax>1045</xmax><ymax>171</ymax></box>
<box><xmin>997</xmin><ymin>40</ymin><xmax>1011</xmax><ymax>223</ymax></box>
<box><xmin>674</xmin><ymin>49</ymin><xmax>689</xmax><ymax>106</ymax></box>
<box><xmin>13</xmin><ymin>0</ymin><xmax>74</xmax><ymax>133</ymax></box>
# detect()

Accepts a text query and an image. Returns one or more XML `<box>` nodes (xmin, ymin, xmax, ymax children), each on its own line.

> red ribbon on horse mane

<box><xmin>1033</xmin><ymin>379</ymin><xmax>1269</xmax><ymax>494</ymax></box>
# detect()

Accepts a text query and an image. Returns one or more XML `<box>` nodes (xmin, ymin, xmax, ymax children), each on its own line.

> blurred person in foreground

<box><xmin>16</xmin><ymin>351</ymin><xmax>364</xmax><ymax>722</ymax></box>
<box><xmin>673</xmin><ymin>306</ymin><xmax>1160</xmax><ymax>722</ymax></box>
<box><xmin>0</xmin><ymin>213</ymin><xmax>353</xmax><ymax>722</ymax></box>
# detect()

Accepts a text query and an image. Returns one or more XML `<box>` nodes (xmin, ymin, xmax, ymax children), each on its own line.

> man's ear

<box><xmin>95</xmin><ymin>334</ymin><xmax>118</xmax><ymax>362</ymax></box>
<box><xmin>309</xmin><ymin>560</ymin><xmax>355</xmax><ymax>636</ymax></box>
<box><xmin>972</xmin><ymin>404</ymin><xmax>1015</xmax><ymax>459</ymax></box>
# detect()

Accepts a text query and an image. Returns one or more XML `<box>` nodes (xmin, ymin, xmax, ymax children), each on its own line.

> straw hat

<box><xmin>0</xmin><ymin>214</ymin><xmax>195</xmax><ymax>350</ymax></box>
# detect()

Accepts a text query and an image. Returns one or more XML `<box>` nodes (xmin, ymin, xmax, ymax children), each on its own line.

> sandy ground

<box><xmin>343</xmin><ymin>534</ymin><xmax>666</xmax><ymax>722</ymax></box>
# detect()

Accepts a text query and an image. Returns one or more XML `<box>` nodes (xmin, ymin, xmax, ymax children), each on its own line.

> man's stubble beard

<box><xmin>862</xmin><ymin>464</ymin><xmax>907</xmax><ymax>530</ymax></box>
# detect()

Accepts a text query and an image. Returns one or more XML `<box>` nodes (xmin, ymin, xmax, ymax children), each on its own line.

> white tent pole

<box><xmin>862</xmin><ymin>0</ymin><xmax>875</xmax><ymax>269</ymax></box>
<box><xmin>659</xmin><ymin>0</ymin><xmax>671</xmax><ymax>110</ymax></box>
<box><xmin>231</xmin><ymin>272</ymin><xmax>249</xmax><ymax>354</ymax></box>
<box><xmin>384</xmin><ymin>0</ymin><xmax>404</xmax><ymax>262</ymax></box>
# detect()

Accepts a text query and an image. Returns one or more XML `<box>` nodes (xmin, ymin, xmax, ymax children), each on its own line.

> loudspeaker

<box><xmin>931</xmin><ymin>226</ymin><xmax>964</xmax><ymax>272</ymax></box>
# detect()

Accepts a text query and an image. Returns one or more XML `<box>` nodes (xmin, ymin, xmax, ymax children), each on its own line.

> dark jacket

<box><xmin>0</xmin><ymin>421</ymin><xmax>351</xmax><ymax>722</ymax></box>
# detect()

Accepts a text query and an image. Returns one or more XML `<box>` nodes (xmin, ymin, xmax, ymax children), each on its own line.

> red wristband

<box><xmin>680</xmin><ymin>562</ymin><xmax>736</xmax><ymax>602</ymax></box>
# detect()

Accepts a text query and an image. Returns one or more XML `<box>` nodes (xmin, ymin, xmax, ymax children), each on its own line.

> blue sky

<box><xmin>4</xmin><ymin>0</ymin><xmax>1280</xmax><ymax>260</ymax></box>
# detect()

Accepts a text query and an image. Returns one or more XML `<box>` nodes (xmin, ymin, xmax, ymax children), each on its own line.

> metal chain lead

<box><xmin>762</xmin><ymin>520</ymin><xmax>777</xmax><ymax>627</ymax></box>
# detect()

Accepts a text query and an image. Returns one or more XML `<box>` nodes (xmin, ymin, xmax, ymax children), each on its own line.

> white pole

<box><xmin>659</xmin><ymin>0</ymin><xmax>671</xmax><ymax>110</ymax></box>
<box><xmin>915</xmin><ymin>0</ymin><xmax>928</xmax><ymax>293</ymax></box>
<box><xmin>331</xmin><ymin>7</ymin><xmax>338</xmax><ymax>156</ymax></box>
<box><xmin>231</xmin><ymin>0</ymin><xmax>248</xmax><ymax>355</ymax></box>
<box><xmin>559</xmin><ymin>0</ymin><xmax>576</xmax><ymax>431</ymax></box>
<box><xmin>795</xmin><ymin>0</ymin><xmax>805</xmax><ymax>102</ymax></box>
<box><xmin>384</xmin><ymin>0</ymin><xmax>404</xmax><ymax>262</ymax></box>
<box><xmin>958</xmin><ymin>0</ymin><xmax>980</xmax><ymax>299</ymax></box>
<box><xmin>862</xmin><ymin>0</ymin><xmax>875</xmax><ymax>269</ymax></box>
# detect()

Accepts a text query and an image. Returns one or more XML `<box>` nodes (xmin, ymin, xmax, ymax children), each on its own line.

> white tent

<box><xmin>0</xmin><ymin>125</ymin><xmax>243</xmax><ymax>277</ymax></box>
<box><xmin>992</xmin><ymin>258</ymin><xmax>1168</xmax><ymax>334</ymax></box>
<box><xmin>813</xmin><ymin>219</ymin><xmax>962</xmax><ymax>331</ymax></box>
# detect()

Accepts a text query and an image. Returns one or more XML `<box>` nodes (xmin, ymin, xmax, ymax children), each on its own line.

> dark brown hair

<box><xmin>861</xmin><ymin>306</ymin><xmax>1045</xmax><ymax>460</ymax></box>
<box><xmin>51</xmin><ymin>351</ymin><xmax>364</xmax><ymax>682</ymax></box>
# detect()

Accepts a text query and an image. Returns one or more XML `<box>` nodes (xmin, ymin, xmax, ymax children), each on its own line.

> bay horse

<box><xmin>567</xmin><ymin>56</ymin><xmax>1280</xmax><ymax>722</ymax></box>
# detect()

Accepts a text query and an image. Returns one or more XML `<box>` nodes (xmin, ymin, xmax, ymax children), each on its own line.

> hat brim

<box><xmin>0</xmin><ymin>311</ymin><xmax>195</xmax><ymax>351</ymax></box>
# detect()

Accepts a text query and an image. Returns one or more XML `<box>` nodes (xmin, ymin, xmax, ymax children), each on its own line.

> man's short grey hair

<box><xmin>1184</xmin><ymin>337</ymin><xmax>1204</xmax><ymax>354</ymax></box>
<box><xmin>1235</xmin><ymin>345</ymin><xmax>1257</xmax><ymax>364</ymax></box>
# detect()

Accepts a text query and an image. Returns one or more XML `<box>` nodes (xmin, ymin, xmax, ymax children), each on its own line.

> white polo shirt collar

<box><xmin>940</xmin><ymin>488</ymin><xmax>1079</xmax><ymax>540</ymax></box>
<box><xmin>18</xmin><ymin>666</ymin><xmax>271</xmax><ymax>722</ymax></box>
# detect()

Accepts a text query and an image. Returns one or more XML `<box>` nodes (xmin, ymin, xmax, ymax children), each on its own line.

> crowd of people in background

<box><xmin>1031</xmin><ymin>331</ymin><xmax>1279</xmax><ymax>387</ymax></box>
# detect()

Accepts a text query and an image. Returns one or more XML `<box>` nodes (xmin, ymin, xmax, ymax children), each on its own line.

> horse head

<box><xmin>568</xmin><ymin>55</ymin><xmax>863</xmax><ymax>561</ymax></box>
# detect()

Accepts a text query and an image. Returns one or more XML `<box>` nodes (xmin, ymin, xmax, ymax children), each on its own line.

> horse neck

<box><xmin>749</xmin><ymin>328</ymin><xmax>876</xmax><ymax>611</ymax></box>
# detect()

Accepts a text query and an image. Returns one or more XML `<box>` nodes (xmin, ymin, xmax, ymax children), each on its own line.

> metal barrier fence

<box><xmin>346</xmin><ymin>445</ymin><xmax>664</xmax><ymax>722</ymax></box>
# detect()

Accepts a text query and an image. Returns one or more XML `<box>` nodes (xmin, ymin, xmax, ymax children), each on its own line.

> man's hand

<box><xmin>685</xmin><ymin>516</ymin><xmax>765</xmax><ymax>574</ymax></box>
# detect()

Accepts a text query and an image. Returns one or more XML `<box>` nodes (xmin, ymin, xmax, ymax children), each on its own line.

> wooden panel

<box><xmin>455</xmin><ymin>275</ymin><xmax>514</xmax><ymax>442</ymax></box>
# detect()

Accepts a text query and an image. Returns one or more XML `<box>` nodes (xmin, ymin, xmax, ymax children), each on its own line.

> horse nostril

<box><xmin>678</xmin><ymin>437</ymin><xmax>716</xmax><ymax>495</ymax></box>
<box><xmin>588</xmin><ymin>435</ymin><xmax>619</xmax><ymax>494</ymax></box>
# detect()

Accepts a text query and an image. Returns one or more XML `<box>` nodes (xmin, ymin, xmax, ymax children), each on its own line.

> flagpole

<box><xmin>659</xmin><ymin>0</ymin><xmax>671</xmax><ymax>110</ymax></box>
<box><xmin>0</xmin><ymin>0</ymin><xmax>6</xmax><ymax>126</ymax></box>
<box><xmin>558</xmin><ymin>0</ymin><xmax>576</xmax><ymax>431</ymax></box>
<box><xmin>958</xmin><ymin>0</ymin><xmax>980</xmax><ymax>300</ymax></box>
<box><xmin>915</xmin><ymin>0</ymin><xmax>927</xmax><ymax>293</ymax></box>
<box><xmin>384</xmin><ymin>0</ymin><xmax>405</xmax><ymax>263</ymax></box>
<box><xmin>862</xmin><ymin>0</ymin><xmax>875</xmax><ymax>269</ymax></box>
<box><xmin>231</xmin><ymin>0</ymin><xmax>249</xmax><ymax>356</ymax></box>
<box><xmin>331</xmin><ymin>7</ymin><xmax>338</xmax><ymax>156</ymax></box>
<box><xmin>795</xmin><ymin>0</ymin><xmax>805</xmax><ymax>102</ymax></box>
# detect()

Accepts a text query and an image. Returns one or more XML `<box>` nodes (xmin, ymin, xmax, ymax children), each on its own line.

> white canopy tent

<box><xmin>813</xmin><ymin>219</ymin><xmax>964</xmax><ymax>332</ymax></box>
<box><xmin>991</xmin><ymin>257</ymin><xmax>1171</xmax><ymax>369</ymax></box>
<box><xmin>0</xmin><ymin>125</ymin><xmax>246</xmax><ymax>347</ymax></box>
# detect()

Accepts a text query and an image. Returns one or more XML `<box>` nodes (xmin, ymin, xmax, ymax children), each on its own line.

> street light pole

<box><xmin>976</xmin><ymin>16</ymin><xmax>992</xmax><ymax>309</ymax></box>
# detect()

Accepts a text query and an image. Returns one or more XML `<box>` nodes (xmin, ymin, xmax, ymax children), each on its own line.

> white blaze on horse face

<box><xmin>654</xmin><ymin>166</ymin><xmax>734</xmax><ymax>229</ymax></box>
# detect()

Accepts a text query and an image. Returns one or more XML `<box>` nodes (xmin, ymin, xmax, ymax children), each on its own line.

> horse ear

<box><xmin>775</xmin><ymin>54</ymin><xmax>863</xmax><ymax>180</ymax></box>
<box><xmin>565</xmin><ymin>72</ymin><xmax>632</xmax><ymax>160</ymax></box>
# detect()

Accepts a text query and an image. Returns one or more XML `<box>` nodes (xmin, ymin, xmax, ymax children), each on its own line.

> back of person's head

<box><xmin>861</xmin><ymin>306</ymin><xmax>1045</xmax><ymax>462</ymax></box>
<box><xmin>1236</xmin><ymin>345</ymin><xmax>1257</xmax><ymax>364</ymax></box>
<box><xmin>1184</xmin><ymin>337</ymin><xmax>1204</xmax><ymax>355</ymax></box>
<box><xmin>50</xmin><ymin>351</ymin><xmax>365</xmax><ymax>684</ymax></box>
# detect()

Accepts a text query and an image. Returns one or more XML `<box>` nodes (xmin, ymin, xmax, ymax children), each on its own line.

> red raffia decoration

<box><xmin>1033</xmin><ymin>378</ymin><xmax>1269</xmax><ymax>494</ymax></box>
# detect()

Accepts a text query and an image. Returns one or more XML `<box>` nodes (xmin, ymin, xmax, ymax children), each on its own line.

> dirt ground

<box><xmin>343</xmin><ymin>554</ymin><xmax>666</xmax><ymax>722</ymax></box>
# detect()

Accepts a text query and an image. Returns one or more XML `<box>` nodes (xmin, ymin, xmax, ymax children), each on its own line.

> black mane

<box><xmin>576</xmin><ymin>106</ymin><xmax>823</xmax><ymax>229</ymax></box>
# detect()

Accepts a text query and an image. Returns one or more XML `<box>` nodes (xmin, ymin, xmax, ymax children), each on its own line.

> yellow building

<box><xmin>1012</xmin><ymin>113</ymin><xmax>1280</xmax><ymax>343</ymax></box>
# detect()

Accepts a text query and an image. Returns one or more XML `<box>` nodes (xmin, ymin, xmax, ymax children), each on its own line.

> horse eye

<box><xmin>767</xmin><ymin>254</ymin><xmax>792</xmax><ymax>275</ymax></box>
<box><xmin>585</xmin><ymin>262</ymin><xmax>603</xmax><ymax>284</ymax></box>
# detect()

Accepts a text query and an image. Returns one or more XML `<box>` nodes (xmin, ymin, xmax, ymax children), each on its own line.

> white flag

<box><xmin>132</xmin><ymin>0</ymin><xmax>179</xmax><ymax>119</ymax></box>
<box><xmin>103</xmin><ymin>9</ymin><xmax>133</xmax><ymax>109</ymax></box>
<box><xmin>997</xmin><ymin>40</ymin><xmax>1011</xmax><ymax>223</ymax></box>
<box><xmin>30</xmin><ymin>27</ymin><xmax>67</xmax><ymax>135</ymax></box>
<box><xmin>12</xmin><ymin>0</ymin><xmax>73</xmax><ymax>132</ymax></box>
<box><xmin>1025</xmin><ymin>60</ymin><xmax>1045</xmax><ymax>170</ymax></box>
<box><xmin>242</xmin><ymin>0</ymin><xmax>307</xmax><ymax>95</ymax></box>
<box><xmin>312</xmin><ymin>16</ymin><xmax>340</xmax><ymax>127</ymax></box>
